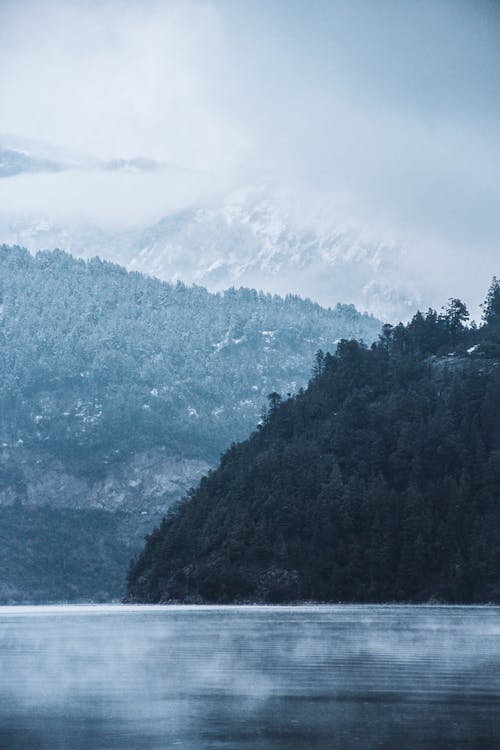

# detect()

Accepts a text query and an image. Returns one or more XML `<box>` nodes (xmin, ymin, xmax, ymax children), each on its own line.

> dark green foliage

<box><xmin>0</xmin><ymin>506</ymin><xmax>132</xmax><ymax>602</ymax></box>
<box><xmin>480</xmin><ymin>277</ymin><xmax>500</xmax><ymax>356</ymax></box>
<box><xmin>482</xmin><ymin>276</ymin><xmax>500</xmax><ymax>326</ymax></box>
<box><xmin>127</xmin><ymin>285</ymin><xmax>500</xmax><ymax>604</ymax></box>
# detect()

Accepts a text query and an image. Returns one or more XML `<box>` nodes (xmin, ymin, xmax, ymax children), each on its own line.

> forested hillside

<box><xmin>127</xmin><ymin>280</ymin><xmax>500</xmax><ymax>604</ymax></box>
<box><xmin>0</xmin><ymin>244</ymin><xmax>380</xmax><ymax>601</ymax></box>
<box><xmin>0</xmin><ymin>506</ymin><xmax>131</xmax><ymax>602</ymax></box>
<box><xmin>0</xmin><ymin>245</ymin><xmax>379</xmax><ymax>473</ymax></box>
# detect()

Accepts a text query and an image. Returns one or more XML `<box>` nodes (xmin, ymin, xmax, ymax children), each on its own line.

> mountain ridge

<box><xmin>0</xmin><ymin>188</ymin><xmax>421</xmax><ymax>322</ymax></box>
<box><xmin>0</xmin><ymin>136</ymin><xmax>423</xmax><ymax>321</ymax></box>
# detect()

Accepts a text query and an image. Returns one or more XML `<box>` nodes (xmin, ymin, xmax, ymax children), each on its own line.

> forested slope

<box><xmin>0</xmin><ymin>244</ymin><xmax>380</xmax><ymax>601</ymax></box>
<box><xmin>0</xmin><ymin>245</ymin><xmax>379</xmax><ymax>479</ymax></box>
<box><xmin>127</xmin><ymin>281</ymin><xmax>500</xmax><ymax>604</ymax></box>
<box><xmin>0</xmin><ymin>506</ymin><xmax>131</xmax><ymax>602</ymax></box>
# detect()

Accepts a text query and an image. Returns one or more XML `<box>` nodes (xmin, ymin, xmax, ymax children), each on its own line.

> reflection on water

<box><xmin>0</xmin><ymin>604</ymin><xmax>498</xmax><ymax>749</ymax></box>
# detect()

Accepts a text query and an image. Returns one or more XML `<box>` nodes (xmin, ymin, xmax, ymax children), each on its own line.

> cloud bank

<box><xmin>0</xmin><ymin>0</ymin><xmax>498</xmax><ymax>314</ymax></box>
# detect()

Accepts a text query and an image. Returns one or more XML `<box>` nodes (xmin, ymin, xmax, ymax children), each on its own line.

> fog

<box><xmin>0</xmin><ymin>0</ymin><xmax>498</xmax><ymax>315</ymax></box>
<box><xmin>0</xmin><ymin>168</ymin><xmax>230</xmax><ymax>229</ymax></box>
<box><xmin>0</xmin><ymin>605</ymin><xmax>499</xmax><ymax>749</ymax></box>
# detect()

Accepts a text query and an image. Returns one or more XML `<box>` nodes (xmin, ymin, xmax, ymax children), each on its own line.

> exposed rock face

<box><xmin>0</xmin><ymin>446</ymin><xmax>211</xmax><ymax>602</ymax></box>
<box><xmin>0</xmin><ymin>447</ymin><xmax>209</xmax><ymax>515</ymax></box>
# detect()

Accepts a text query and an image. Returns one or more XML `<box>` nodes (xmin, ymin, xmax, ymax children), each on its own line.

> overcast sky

<box><xmin>0</xmin><ymin>0</ymin><xmax>498</xmax><ymax>313</ymax></box>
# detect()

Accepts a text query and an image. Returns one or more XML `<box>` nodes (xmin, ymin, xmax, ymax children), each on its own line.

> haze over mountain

<box><xmin>0</xmin><ymin>133</ymin><xmax>188</xmax><ymax>177</ymax></box>
<box><xmin>0</xmin><ymin>0</ymin><xmax>498</xmax><ymax>322</ymax></box>
<box><xmin>0</xmin><ymin>144</ymin><xmax>422</xmax><ymax>321</ymax></box>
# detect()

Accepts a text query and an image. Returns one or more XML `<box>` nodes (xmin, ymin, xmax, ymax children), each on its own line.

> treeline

<box><xmin>127</xmin><ymin>279</ymin><xmax>500</xmax><ymax>604</ymax></box>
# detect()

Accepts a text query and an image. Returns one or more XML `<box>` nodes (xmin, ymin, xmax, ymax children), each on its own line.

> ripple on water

<box><xmin>0</xmin><ymin>604</ymin><xmax>499</xmax><ymax>750</ymax></box>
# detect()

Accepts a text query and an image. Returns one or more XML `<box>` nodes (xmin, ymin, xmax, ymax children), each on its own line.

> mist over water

<box><xmin>0</xmin><ymin>605</ymin><xmax>498</xmax><ymax>749</ymax></box>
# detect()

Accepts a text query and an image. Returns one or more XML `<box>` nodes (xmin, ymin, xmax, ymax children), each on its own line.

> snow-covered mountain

<box><xmin>123</xmin><ymin>186</ymin><xmax>422</xmax><ymax>322</ymax></box>
<box><xmin>0</xmin><ymin>188</ymin><xmax>422</xmax><ymax>322</ymax></box>
<box><xmin>0</xmin><ymin>137</ymin><xmax>423</xmax><ymax>321</ymax></box>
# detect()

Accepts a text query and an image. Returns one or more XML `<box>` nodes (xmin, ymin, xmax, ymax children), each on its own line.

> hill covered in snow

<box><xmin>0</xmin><ymin>244</ymin><xmax>381</xmax><ymax>600</ymax></box>
<box><xmin>0</xmin><ymin>137</ymin><xmax>423</xmax><ymax>322</ymax></box>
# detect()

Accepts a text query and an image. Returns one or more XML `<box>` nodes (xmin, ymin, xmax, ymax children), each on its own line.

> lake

<box><xmin>0</xmin><ymin>604</ymin><xmax>498</xmax><ymax>749</ymax></box>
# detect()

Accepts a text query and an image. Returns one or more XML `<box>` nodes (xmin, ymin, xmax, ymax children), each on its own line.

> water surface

<box><xmin>0</xmin><ymin>604</ymin><xmax>498</xmax><ymax>749</ymax></box>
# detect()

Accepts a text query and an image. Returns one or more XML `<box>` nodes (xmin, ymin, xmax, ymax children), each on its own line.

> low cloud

<box><xmin>0</xmin><ymin>0</ymin><xmax>498</xmax><ymax>315</ymax></box>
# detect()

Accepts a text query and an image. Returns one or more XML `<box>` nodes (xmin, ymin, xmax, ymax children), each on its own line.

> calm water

<box><xmin>0</xmin><ymin>605</ymin><xmax>498</xmax><ymax>749</ymax></box>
